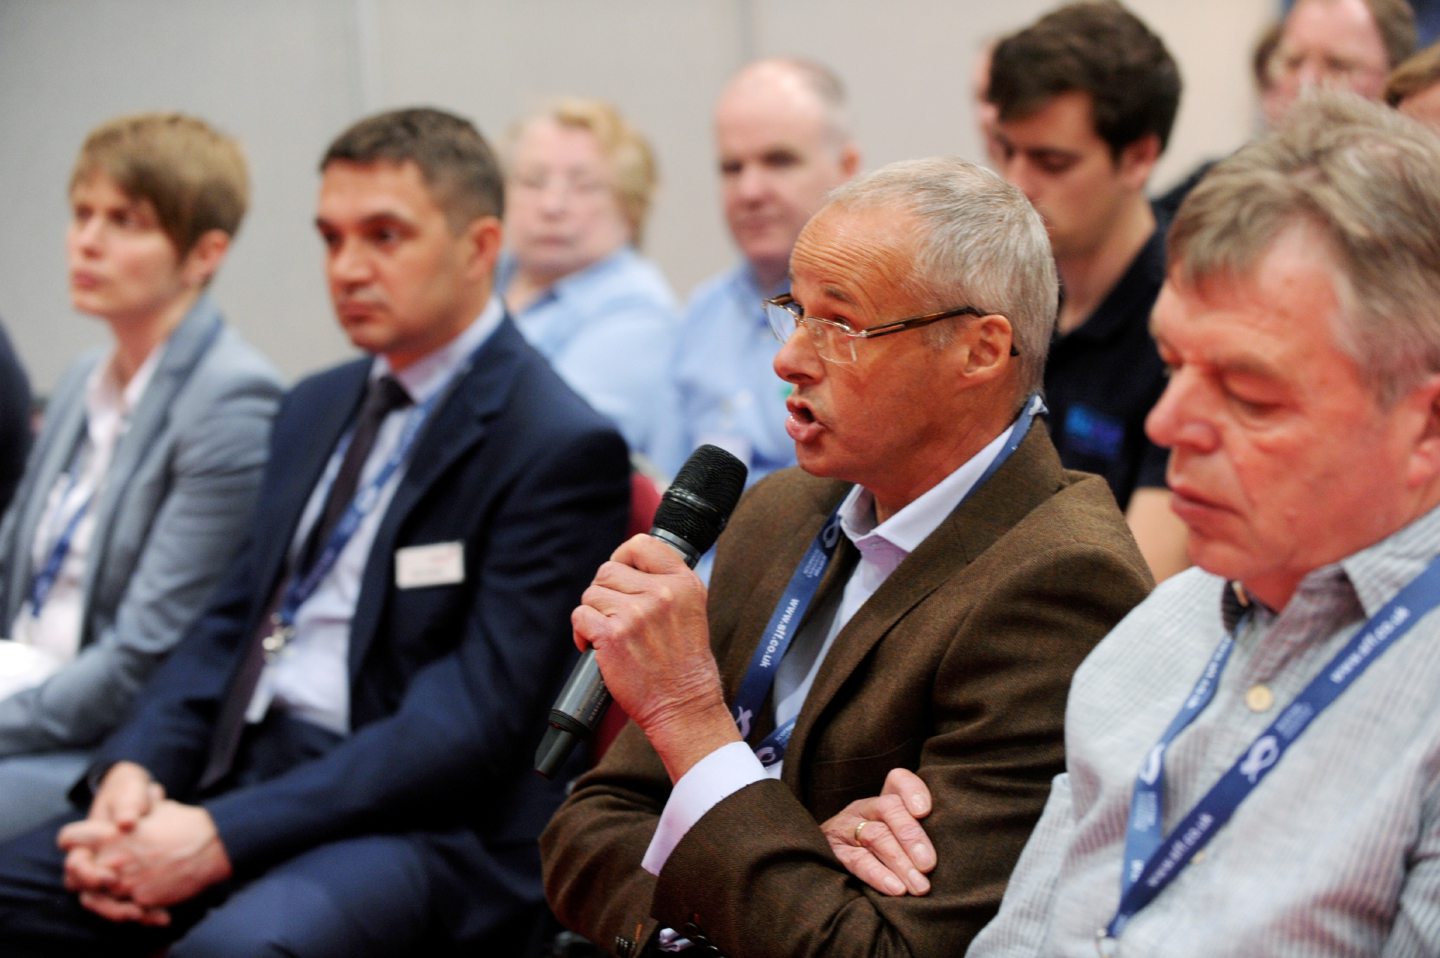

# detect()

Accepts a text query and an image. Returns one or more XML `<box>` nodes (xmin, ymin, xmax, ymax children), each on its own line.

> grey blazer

<box><xmin>0</xmin><ymin>296</ymin><xmax>281</xmax><ymax>755</ymax></box>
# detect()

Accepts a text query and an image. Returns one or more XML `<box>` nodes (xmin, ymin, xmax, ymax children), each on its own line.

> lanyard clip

<box><xmin>261</xmin><ymin>613</ymin><xmax>295</xmax><ymax>662</ymax></box>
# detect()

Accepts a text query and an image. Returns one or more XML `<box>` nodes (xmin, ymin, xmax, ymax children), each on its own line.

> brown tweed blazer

<box><xmin>542</xmin><ymin>424</ymin><xmax>1153</xmax><ymax>957</ymax></box>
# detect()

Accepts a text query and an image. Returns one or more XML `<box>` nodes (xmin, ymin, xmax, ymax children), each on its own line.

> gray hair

<box><xmin>826</xmin><ymin>156</ymin><xmax>1057</xmax><ymax>403</ymax></box>
<box><xmin>1169</xmin><ymin>91</ymin><xmax>1440</xmax><ymax>406</ymax></box>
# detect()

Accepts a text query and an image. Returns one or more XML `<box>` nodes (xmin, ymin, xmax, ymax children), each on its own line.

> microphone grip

<box><xmin>534</xmin><ymin>532</ymin><xmax>702</xmax><ymax>779</ymax></box>
<box><xmin>536</xmin><ymin>443</ymin><xmax>746</xmax><ymax>779</ymax></box>
<box><xmin>535</xmin><ymin>530</ymin><xmax>702</xmax><ymax>777</ymax></box>
<box><xmin>534</xmin><ymin>652</ymin><xmax>607</xmax><ymax>778</ymax></box>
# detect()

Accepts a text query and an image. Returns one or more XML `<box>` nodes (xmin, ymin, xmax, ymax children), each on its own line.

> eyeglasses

<box><xmin>764</xmin><ymin>294</ymin><xmax>1016</xmax><ymax>364</ymax></box>
<box><xmin>510</xmin><ymin>170</ymin><xmax>614</xmax><ymax>200</ymax></box>
<box><xmin>1268</xmin><ymin>45</ymin><xmax>1385</xmax><ymax>88</ymax></box>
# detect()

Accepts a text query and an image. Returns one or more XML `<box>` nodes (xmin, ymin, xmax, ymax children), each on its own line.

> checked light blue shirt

<box><xmin>970</xmin><ymin>503</ymin><xmax>1440</xmax><ymax>957</ymax></box>
<box><xmin>651</xmin><ymin>264</ymin><xmax>796</xmax><ymax>485</ymax></box>
<box><xmin>499</xmin><ymin>246</ymin><xmax>678</xmax><ymax>457</ymax></box>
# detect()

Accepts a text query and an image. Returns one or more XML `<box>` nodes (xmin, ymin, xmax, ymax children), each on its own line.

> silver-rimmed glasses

<box><xmin>764</xmin><ymin>293</ymin><xmax>1013</xmax><ymax>364</ymax></box>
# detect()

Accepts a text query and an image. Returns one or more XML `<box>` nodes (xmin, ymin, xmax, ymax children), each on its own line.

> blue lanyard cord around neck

<box><xmin>26</xmin><ymin>470</ymin><xmax>93</xmax><ymax>619</ymax></box>
<box><xmin>1102</xmin><ymin>554</ymin><xmax>1440</xmax><ymax>946</ymax></box>
<box><xmin>273</xmin><ymin>387</ymin><xmax>440</xmax><ymax>633</ymax></box>
<box><xmin>733</xmin><ymin>395</ymin><xmax>1043</xmax><ymax>767</ymax></box>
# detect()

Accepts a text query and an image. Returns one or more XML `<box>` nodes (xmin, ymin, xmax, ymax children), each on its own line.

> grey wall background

<box><xmin>0</xmin><ymin>0</ymin><xmax>1272</xmax><ymax>395</ymax></box>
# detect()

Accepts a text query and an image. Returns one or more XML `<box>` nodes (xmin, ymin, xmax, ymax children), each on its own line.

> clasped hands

<box><xmin>57</xmin><ymin>760</ymin><xmax>233</xmax><ymax>926</ymax></box>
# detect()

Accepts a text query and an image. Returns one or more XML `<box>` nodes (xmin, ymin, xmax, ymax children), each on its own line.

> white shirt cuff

<box><xmin>641</xmin><ymin>741</ymin><xmax>766</xmax><ymax>875</ymax></box>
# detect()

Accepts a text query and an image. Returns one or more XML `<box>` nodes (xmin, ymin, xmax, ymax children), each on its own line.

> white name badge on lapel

<box><xmin>395</xmin><ymin>541</ymin><xmax>465</xmax><ymax>589</ymax></box>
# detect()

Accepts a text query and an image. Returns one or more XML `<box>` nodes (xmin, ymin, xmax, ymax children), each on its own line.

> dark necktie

<box><xmin>200</xmin><ymin>374</ymin><xmax>410</xmax><ymax>790</ymax></box>
<box><xmin>299</xmin><ymin>375</ymin><xmax>411</xmax><ymax>572</ymax></box>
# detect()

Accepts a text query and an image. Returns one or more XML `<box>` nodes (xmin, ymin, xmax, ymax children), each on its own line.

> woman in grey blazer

<box><xmin>0</xmin><ymin>113</ymin><xmax>282</xmax><ymax>838</ymax></box>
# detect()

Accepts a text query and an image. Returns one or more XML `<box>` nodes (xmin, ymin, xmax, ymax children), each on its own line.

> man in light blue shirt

<box><xmin>497</xmin><ymin>245</ymin><xmax>676</xmax><ymax>455</ymax></box>
<box><xmin>652</xmin><ymin>58</ymin><xmax>860</xmax><ymax>485</ymax></box>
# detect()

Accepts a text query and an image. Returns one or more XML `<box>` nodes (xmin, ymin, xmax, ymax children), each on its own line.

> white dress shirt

<box><xmin>10</xmin><ymin>346</ymin><xmax>163</xmax><ymax>668</ymax></box>
<box><xmin>248</xmin><ymin>300</ymin><xmax>503</xmax><ymax>735</ymax></box>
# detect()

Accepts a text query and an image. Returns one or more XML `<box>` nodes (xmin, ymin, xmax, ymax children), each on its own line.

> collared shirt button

<box><xmin>1245</xmin><ymin>684</ymin><xmax>1274</xmax><ymax>713</ymax></box>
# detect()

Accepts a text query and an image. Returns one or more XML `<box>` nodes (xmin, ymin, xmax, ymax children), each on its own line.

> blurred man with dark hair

<box><xmin>988</xmin><ymin>0</ymin><xmax>1186</xmax><ymax>580</ymax></box>
<box><xmin>1387</xmin><ymin>40</ymin><xmax>1440</xmax><ymax>125</ymax></box>
<box><xmin>0</xmin><ymin>106</ymin><xmax>629</xmax><ymax>957</ymax></box>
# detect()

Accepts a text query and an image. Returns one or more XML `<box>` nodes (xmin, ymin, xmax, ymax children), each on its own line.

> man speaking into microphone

<box><xmin>541</xmin><ymin>157</ymin><xmax>1153</xmax><ymax>957</ymax></box>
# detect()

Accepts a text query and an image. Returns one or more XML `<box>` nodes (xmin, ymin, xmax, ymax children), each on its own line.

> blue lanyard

<box><xmin>732</xmin><ymin>510</ymin><xmax>843</xmax><ymax>765</ymax></box>
<box><xmin>1103</xmin><ymin>555</ymin><xmax>1440</xmax><ymax>945</ymax></box>
<box><xmin>274</xmin><ymin>388</ymin><xmax>440</xmax><ymax>632</ymax></box>
<box><xmin>1116</xmin><ymin>636</ymin><xmax>1233</xmax><ymax>892</ymax></box>
<box><xmin>26</xmin><ymin>472</ymin><xmax>93</xmax><ymax>618</ymax></box>
<box><xmin>736</xmin><ymin>395</ymin><xmax>1043</xmax><ymax>767</ymax></box>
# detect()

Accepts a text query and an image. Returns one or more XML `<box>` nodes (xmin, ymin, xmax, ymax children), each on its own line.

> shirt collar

<box><xmin>734</xmin><ymin>262</ymin><xmax>788</xmax><ymax>298</ymax></box>
<box><xmin>730</xmin><ymin>263</ymin><xmax>788</xmax><ymax>329</ymax></box>
<box><xmin>837</xmin><ymin>414</ymin><xmax>1023</xmax><ymax>573</ymax></box>
<box><xmin>374</xmin><ymin>295</ymin><xmax>503</xmax><ymax>405</ymax></box>
<box><xmin>498</xmin><ymin>247</ymin><xmax>634</xmax><ymax>315</ymax></box>
<box><xmin>85</xmin><ymin>338</ymin><xmax>166</xmax><ymax>437</ymax></box>
<box><xmin>1340</xmin><ymin>502</ymin><xmax>1440</xmax><ymax>618</ymax></box>
<box><xmin>1221</xmin><ymin>500</ymin><xmax>1440</xmax><ymax>629</ymax></box>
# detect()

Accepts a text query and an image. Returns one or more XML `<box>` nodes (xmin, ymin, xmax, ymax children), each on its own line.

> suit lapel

<box><xmin>345</xmin><ymin>319</ymin><xmax>524</xmax><ymax>675</ymax></box>
<box><xmin>780</xmin><ymin>425</ymin><xmax>1066</xmax><ymax>783</ymax></box>
<box><xmin>715</xmin><ymin>479</ymin><xmax>855</xmax><ymax>745</ymax></box>
<box><xmin>79</xmin><ymin>300</ymin><xmax>224</xmax><ymax>612</ymax></box>
<box><xmin>1</xmin><ymin>362</ymin><xmax>91</xmax><ymax>622</ymax></box>
<box><xmin>261</xmin><ymin>364</ymin><xmax>369</xmax><ymax>589</ymax></box>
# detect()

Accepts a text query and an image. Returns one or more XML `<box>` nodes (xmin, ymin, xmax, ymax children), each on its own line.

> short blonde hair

<box><xmin>508</xmin><ymin>98</ymin><xmax>658</xmax><ymax>246</ymax></box>
<box><xmin>71</xmin><ymin>112</ymin><xmax>248</xmax><ymax>256</ymax></box>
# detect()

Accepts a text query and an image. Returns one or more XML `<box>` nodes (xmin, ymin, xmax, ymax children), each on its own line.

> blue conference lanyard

<box><xmin>25</xmin><ymin>472</ymin><xmax>93</xmax><ymax>619</ymax></box>
<box><xmin>271</xmin><ymin>388</ymin><xmax>441</xmax><ymax>642</ymax></box>
<box><xmin>733</xmin><ymin>394</ymin><xmax>1044</xmax><ymax>767</ymax></box>
<box><xmin>1100</xmin><ymin>554</ymin><xmax>1440</xmax><ymax>949</ymax></box>
<box><xmin>263</xmin><ymin>336</ymin><xmax>494</xmax><ymax>658</ymax></box>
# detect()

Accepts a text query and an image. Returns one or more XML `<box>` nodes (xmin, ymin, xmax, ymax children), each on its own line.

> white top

<box><xmin>10</xmin><ymin>344</ymin><xmax>163</xmax><ymax>667</ymax></box>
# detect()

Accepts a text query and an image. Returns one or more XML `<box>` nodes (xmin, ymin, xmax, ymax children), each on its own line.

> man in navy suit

<box><xmin>0</xmin><ymin>107</ymin><xmax>630</xmax><ymax>956</ymax></box>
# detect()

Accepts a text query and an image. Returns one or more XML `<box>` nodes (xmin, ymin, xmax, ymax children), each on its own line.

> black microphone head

<box><xmin>653</xmin><ymin>445</ymin><xmax>748</xmax><ymax>556</ymax></box>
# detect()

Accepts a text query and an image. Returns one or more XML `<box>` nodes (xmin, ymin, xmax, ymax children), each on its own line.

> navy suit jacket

<box><xmin>90</xmin><ymin>316</ymin><xmax>630</xmax><ymax>941</ymax></box>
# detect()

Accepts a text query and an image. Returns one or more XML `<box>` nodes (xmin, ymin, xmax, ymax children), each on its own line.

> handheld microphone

<box><xmin>535</xmin><ymin>445</ymin><xmax>748</xmax><ymax>778</ymax></box>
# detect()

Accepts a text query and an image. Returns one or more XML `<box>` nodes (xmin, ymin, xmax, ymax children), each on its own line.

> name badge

<box><xmin>395</xmin><ymin>541</ymin><xmax>465</xmax><ymax>589</ymax></box>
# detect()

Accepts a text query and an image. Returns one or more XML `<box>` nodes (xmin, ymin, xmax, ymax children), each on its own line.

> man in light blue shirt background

<box><xmin>652</xmin><ymin>58</ymin><xmax>860</xmax><ymax>486</ymax></box>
